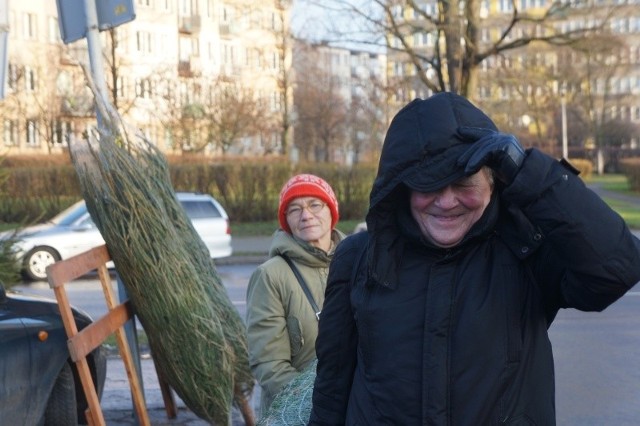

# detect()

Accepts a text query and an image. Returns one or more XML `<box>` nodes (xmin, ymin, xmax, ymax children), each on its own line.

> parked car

<box><xmin>2</xmin><ymin>192</ymin><xmax>233</xmax><ymax>281</ymax></box>
<box><xmin>353</xmin><ymin>221</ymin><xmax>367</xmax><ymax>233</ymax></box>
<box><xmin>0</xmin><ymin>280</ymin><xmax>107</xmax><ymax>425</ymax></box>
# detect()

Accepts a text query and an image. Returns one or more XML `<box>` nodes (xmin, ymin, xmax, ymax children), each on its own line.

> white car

<box><xmin>3</xmin><ymin>192</ymin><xmax>233</xmax><ymax>281</ymax></box>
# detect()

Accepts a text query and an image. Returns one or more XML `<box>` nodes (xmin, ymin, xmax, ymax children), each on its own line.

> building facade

<box><xmin>0</xmin><ymin>0</ymin><xmax>292</xmax><ymax>156</ymax></box>
<box><xmin>385</xmin><ymin>0</ymin><xmax>640</xmax><ymax>163</ymax></box>
<box><xmin>292</xmin><ymin>40</ymin><xmax>387</xmax><ymax>163</ymax></box>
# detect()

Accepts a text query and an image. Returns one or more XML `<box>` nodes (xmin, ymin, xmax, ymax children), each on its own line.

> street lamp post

<box><xmin>561</xmin><ymin>86</ymin><xmax>568</xmax><ymax>159</ymax></box>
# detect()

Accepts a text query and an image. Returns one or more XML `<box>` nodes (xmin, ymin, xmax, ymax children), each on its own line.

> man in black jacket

<box><xmin>309</xmin><ymin>93</ymin><xmax>640</xmax><ymax>425</ymax></box>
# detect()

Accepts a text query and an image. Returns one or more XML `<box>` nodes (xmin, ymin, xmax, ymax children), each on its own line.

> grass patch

<box><xmin>600</xmin><ymin>197</ymin><xmax>640</xmax><ymax>229</ymax></box>
<box><xmin>586</xmin><ymin>173</ymin><xmax>639</xmax><ymax>194</ymax></box>
<box><xmin>0</xmin><ymin>223</ymin><xmax>16</xmax><ymax>232</ymax></box>
<box><xmin>584</xmin><ymin>174</ymin><xmax>640</xmax><ymax>229</ymax></box>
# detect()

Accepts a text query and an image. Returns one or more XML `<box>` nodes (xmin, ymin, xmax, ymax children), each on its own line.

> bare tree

<box><xmin>205</xmin><ymin>79</ymin><xmax>268</xmax><ymax>155</ymax></box>
<box><xmin>0</xmin><ymin>46</ymin><xmax>89</xmax><ymax>153</ymax></box>
<box><xmin>31</xmin><ymin>47</ymin><xmax>93</xmax><ymax>153</ymax></box>
<box><xmin>273</xmin><ymin>0</ymin><xmax>295</xmax><ymax>156</ymax></box>
<box><xmin>104</xmin><ymin>28</ymin><xmax>137</xmax><ymax>115</ymax></box>
<box><xmin>567</xmin><ymin>35</ymin><xmax>630</xmax><ymax>148</ymax></box>
<box><xmin>0</xmin><ymin>62</ymin><xmax>31</xmax><ymax>150</ymax></box>
<box><xmin>301</xmin><ymin>0</ymin><xmax>625</xmax><ymax>98</ymax></box>
<box><xmin>293</xmin><ymin>42</ymin><xmax>349</xmax><ymax>162</ymax></box>
<box><xmin>347</xmin><ymin>72</ymin><xmax>389</xmax><ymax>163</ymax></box>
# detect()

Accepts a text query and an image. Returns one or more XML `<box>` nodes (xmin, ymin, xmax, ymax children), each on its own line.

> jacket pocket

<box><xmin>286</xmin><ymin>316</ymin><xmax>304</xmax><ymax>357</ymax></box>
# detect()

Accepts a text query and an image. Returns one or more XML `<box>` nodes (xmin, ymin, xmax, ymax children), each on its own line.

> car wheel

<box><xmin>44</xmin><ymin>362</ymin><xmax>78</xmax><ymax>426</ymax></box>
<box><xmin>23</xmin><ymin>246</ymin><xmax>60</xmax><ymax>281</ymax></box>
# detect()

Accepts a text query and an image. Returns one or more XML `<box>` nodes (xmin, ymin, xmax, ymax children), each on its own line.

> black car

<box><xmin>0</xmin><ymin>281</ymin><xmax>107</xmax><ymax>425</ymax></box>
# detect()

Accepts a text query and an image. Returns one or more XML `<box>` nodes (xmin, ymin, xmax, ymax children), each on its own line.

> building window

<box><xmin>52</xmin><ymin>121</ymin><xmax>71</xmax><ymax>146</ymax></box>
<box><xmin>116</xmin><ymin>76</ymin><xmax>128</xmax><ymax>98</ymax></box>
<box><xmin>7</xmin><ymin>63</ymin><xmax>18</xmax><ymax>91</ymax></box>
<box><xmin>26</xmin><ymin>120</ymin><xmax>38</xmax><ymax>146</ymax></box>
<box><xmin>136</xmin><ymin>31</ymin><xmax>152</xmax><ymax>54</ymax></box>
<box><xmin>3</xmin><ymin>120</ymin><xmax>17</xmax><ymax>146</ymax></box>
<box><xmin>223</xmin><ymin>43</ymin><xmax>234</xmax><ymax>64</ymax></box>
<box><xmin>48</xmin><ymin>17</ymin><xmax>60</xmax><ymax>42</ymax></box>
<box><xmin>23</xmin><ymin>13</ymin><xmax>37</xmax><ymax>40</ymax></box>
<box><xmin>270</xmin><ymin>91</ymin><xmax>281</xmax><ymax>112</ymax></box>
<box><xmin>180</xmin><ymin>0</ymin><xmax>192</xmax><ymax>15</ymax></box>
<box><xmin>135</xmin><ymin>78</ymin><xmax>153</xmax><ymax>98</ymax></box>
<box><xmin>24</xmin><ymin>67</ymin><xmax>36</xmax><ymax>91</ymax></box>
<box><xmin>499</xmin><ymin>0</ymin><xmax>513</xmax><ymax>13</ymax></box>
<box><xmin>192</xmin><ymin>38</ymin><xmax>200</xmax><ymax>56</ymax></box>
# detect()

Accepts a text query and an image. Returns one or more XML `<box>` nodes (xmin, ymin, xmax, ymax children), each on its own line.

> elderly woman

<box><xmin>246</xmin><ymin>174</ymin><xmax>346</xmax><ymax>414</ymax></box>
<box><xmin>309</xmin><ymin>93</ymin><xmax>640</xmax><ymax>425</ymax></box>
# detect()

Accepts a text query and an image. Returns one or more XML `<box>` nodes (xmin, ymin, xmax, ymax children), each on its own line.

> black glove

<box><xmin>456</xmin><ymin>127</ymin><xmax>525</xmax><ymax>185</ymax></box>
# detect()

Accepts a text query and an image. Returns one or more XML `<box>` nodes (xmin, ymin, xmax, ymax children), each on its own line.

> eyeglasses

<box><xmin>286</xmin><ymin>201</ymin><xmax>326</xmax><ymax>218</ymax></box>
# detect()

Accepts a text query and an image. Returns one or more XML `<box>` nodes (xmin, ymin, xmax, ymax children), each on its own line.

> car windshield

<box><xmin>50</xmin><ymin>201</ymin><xmax>88</xmax><ymax>226</ymax></box>
<box><xmin>180</xmin><ymin>200</ymin><xmax>222</xmax><ymax>219</ymax></box>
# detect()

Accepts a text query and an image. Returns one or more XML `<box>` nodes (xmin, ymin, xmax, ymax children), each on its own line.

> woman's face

<box><xmin>285</xmin><ymin>196</ymin><xmax>333</xmax><ymax>251</ymax></box>
<box><xmin>409</xmin><ymin>169</ymin><xmax>493</xmax><ymax>248</ymax></box>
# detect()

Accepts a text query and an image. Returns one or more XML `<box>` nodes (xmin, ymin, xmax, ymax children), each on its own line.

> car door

<box><xmin>64</xmin><ymin>213</ymin><xmax>106</xmax><ymax>258</ymax></box>
<box><xmin>0</xmin><ymin>293</ymin><xmax>33</xmax><ymax>423</ymax></box>
<box><xmin>179</xmin><ymin>199</ymin><xmax>231</xmax><ymax>258</ymax></box>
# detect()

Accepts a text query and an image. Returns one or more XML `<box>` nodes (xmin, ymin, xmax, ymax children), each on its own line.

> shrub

<box><xmin>0</xmin><ymin>158</ymin><xmax>25</xmax><ymax>285</ymax></box>
<box><xmin>0</xmin><ymin>159</ymin><xmax>376</xmax><ymax>223</ymax></box>
<box><xmin>620</xmin><ymin>158</ymin><xmax>640</xmax><ymax>192</ymax></box>
<box><xmin>568</xmin><ymin>158</ymin><xmax>593</xmax><ymax>179</ymax></box>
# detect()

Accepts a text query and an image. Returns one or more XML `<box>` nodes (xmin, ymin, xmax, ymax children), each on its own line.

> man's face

<box><xmin>409</xmin><ymin>169</ymin><xmax>493</xmax><ymax>248</ymax></box>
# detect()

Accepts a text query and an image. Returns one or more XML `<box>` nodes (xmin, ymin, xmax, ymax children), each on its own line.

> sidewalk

<box><xmin>102</xmin><ymin>356</ymin><xmax>258</xmax><ymax>425</ymax></box>
<box><xmin>215</xmin><ymin>235</ymin><xmax>272</xmax><ymax>265</ymax></box>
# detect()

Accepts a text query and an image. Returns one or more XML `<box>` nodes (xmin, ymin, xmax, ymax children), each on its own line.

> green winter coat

<box><xmin>246</xmin><ymin>228</ymin><xmax>345</xmax><ymax>414</ymax></box>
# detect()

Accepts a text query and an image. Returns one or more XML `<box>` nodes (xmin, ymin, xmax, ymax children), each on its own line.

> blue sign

<box><xmin>57</xmin><ymin>0</ymin><xmax>136</xmax><ymax>44</ymax></box>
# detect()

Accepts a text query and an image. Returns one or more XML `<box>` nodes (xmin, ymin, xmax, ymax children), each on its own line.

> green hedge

<box><xmin>620</xmin><ymin>158</ymin><xmax>640</xmax><ymax>192</ymax></box>
<box><xmin>0</xmin><ymin>159</ymin><xmax>377</xmax><ymax>224</ymax></box>
<box><xmin>7</xmin><ymin>154</ymin><xmax>636</xmax><ymax>226</ymax></box>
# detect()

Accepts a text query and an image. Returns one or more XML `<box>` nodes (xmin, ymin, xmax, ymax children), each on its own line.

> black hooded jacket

<box><xmin>310</xmin><ymin>94</ymin><xmax>640</xmax><ymax>425</ymax></box>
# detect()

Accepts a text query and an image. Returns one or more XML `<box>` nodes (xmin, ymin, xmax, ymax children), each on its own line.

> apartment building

<box><xmin>0</xmin><ymin>0</ymin><xmax>292</xmax><ymax>156</ymax></box>
<box><xmin>385</xmin><ymin>0</ymin><xmax>640</xmax><ymax>162</ymax></box>
<box><xmin>292</xmin><ymin>39</ymin><xmax>387</xmax><ymax>163</ymax></box>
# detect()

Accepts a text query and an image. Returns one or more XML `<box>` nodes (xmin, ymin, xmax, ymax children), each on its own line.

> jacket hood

<box><xmin>364</xmin><ymin>93</ymin><xmax>498</xmax><ymax>288</ymax></box>
<box><xmin>368</xmin><ymin>93</ymin><xmax>498</xmax><ymax>213</ymax></box>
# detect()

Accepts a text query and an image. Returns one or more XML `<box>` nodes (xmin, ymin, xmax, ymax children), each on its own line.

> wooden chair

<box><xmin>47</xmin><ymin>244</ymin><xmax>176</xmax><ymax>426</ymax></box>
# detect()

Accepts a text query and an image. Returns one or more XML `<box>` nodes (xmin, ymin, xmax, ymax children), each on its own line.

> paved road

<box><xmin>94</xmin><ymin>182</ymin><xmax>640</xmax><ymax>424</ymax></box>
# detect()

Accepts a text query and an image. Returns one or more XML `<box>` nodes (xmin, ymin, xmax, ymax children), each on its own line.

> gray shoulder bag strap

<box><xmin>279</xmin><ymin>254</ymin><xmax>321</xmax><ymax>321</ymax></box>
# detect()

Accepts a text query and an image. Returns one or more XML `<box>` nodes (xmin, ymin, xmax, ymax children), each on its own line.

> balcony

<box><xmin>178</xmin><ymin>57</ymin><xmax>202</xmax><ymax>78</ymax></box>
<box><xmin>179</xmin><ymin>15</ymin><xmax>201</xmax><ymax>34</ymax></box>
<box><xmin>219</xmin><ymin>22</ymin><xmax>236</xmax><ymax>37</ymax></box>
<box><xmin>178</xmin><ymin>61</ymin><xmax>192</xmax><ymax>77</ymax></box>
<box><xmin>61</xmin><ymin>95</ymin><xmax>94</xmax><ymax>117</ymax></box>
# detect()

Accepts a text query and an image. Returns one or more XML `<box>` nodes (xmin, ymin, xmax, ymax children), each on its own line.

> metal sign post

<box><xmin>0</xmin><ymin>0</ymin><xmax>9</xmax><ymax>100</ymax></box>
<box><xmin>55</xmin><ymin>2</ymin><xmax>143</xmax><ymax>423</ymax></box>
<box><xmin>56</xmin><ymin>0</ymin><xmax>135</xmax><ymax>127</ymax></box>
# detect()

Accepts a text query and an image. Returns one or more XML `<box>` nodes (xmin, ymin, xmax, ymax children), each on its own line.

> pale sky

<box><xmin>291</xmin><ymin>0</ymin><xmax>384</xmax><ymax>53</ymax></box>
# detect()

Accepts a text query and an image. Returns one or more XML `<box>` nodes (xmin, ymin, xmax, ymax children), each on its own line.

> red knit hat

<box><xmin>278</xmin><ymin>174</ymin><xmax>339</xmax><ymax>233</ymax></box>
